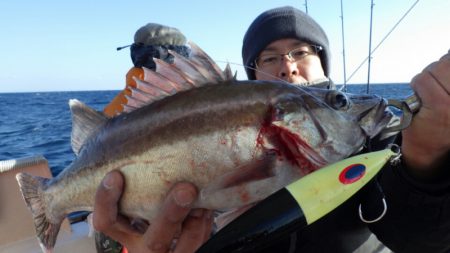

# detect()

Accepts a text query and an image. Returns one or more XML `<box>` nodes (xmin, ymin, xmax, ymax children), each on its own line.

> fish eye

<box><xmin>327</xmin><ymin>91</ymin><xmax>350</xmax><ymax>110</ymax></box>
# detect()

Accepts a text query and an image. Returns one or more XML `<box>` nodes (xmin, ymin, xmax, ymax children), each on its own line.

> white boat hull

<box><xmin>0</xmin><ymin>156</ymin><xmax>96</xmax><ymax>253</ymax></box>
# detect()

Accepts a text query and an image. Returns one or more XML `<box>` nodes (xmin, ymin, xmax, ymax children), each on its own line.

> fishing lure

<box><xmin>197</xmin><ymin>145</ymin><xmax>401</xmax><ymax>253</ymax></box>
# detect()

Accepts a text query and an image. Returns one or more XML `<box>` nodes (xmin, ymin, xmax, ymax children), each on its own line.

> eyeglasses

<box><xmin>254</xmin><ymin>45</ymin><xmax>322</xmax><ymax>70</ymax></box>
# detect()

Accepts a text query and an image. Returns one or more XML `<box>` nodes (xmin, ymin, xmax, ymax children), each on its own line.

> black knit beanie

<box><xmin>242</xmin><ymin>6</ymin><xmax>330</xmax><ymax>80</ymax></box>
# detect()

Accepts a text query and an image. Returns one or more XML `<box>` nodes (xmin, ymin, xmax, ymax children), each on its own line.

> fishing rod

<box><xmin>367</xmin><ymin>0</ymin><xmax>375</xmax><ymax>94</ymax></box>
<box><xmin>340</xmin><ymin>0</ymin><xmax>347</xmax><ymax>91</ymax></box>
<box><xmin>345</xmin><ymin>0</ymin><xmax>420</xmax><ymax>85</ymax></box>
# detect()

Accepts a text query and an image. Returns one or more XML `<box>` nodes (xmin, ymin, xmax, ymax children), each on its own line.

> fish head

<box><xmin>271</xmin><ymin>87</ymin><xmax>393</xmax><ymax>168</ymax></box>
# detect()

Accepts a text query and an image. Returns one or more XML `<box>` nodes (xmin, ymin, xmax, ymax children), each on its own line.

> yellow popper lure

<box><xmin>197</xmin><ymin>148</ymin><xmax>398</xmax><ymax>253</ymax></box>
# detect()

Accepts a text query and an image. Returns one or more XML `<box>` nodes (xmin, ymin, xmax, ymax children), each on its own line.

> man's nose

<box><xmin>278</xmin><ymin>55</ymin><xmax>298</xmax><ymax>77</ymax></box>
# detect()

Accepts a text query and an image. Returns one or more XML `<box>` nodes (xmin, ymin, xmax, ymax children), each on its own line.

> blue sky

<box><xmin>1</xmin><ymin>0</ymin><xmax>449</xmax><ymax>92</ymax></box>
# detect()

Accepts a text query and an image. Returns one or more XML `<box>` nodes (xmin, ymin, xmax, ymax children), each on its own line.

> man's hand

<box><xmin>401</xmin><ymin>50</ymin><xmax>450</xmax><ymax>175</ymax></box>
<box><xmin>93</xmin><ymin>171</ymin><xmax>213</xmax><ymax>253</ymax></box>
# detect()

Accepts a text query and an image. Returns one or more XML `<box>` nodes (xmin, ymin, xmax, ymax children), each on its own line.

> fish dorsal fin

<box><xmin>123</xmin><ymin>41</ymin><xmax>233</xmax><ymax>113</ymax></box>
<box><xmin>69</xmin><ymin>99</ymin><xmax>107</xmax><ymax>155</ymax></box>
<box><xmin>224</xmin><ymin>63</ymin><xmax>234</xmax><ymax>80</ymax></box>
<box><xmin>188</xmin><ymin>42</ymin><xmax>228</xmax><ymax>82</ymax></box>
<box><xmin>141</xmin><ymin>67</ymin><xmax>181</xmax><ymax>94</ymax></box>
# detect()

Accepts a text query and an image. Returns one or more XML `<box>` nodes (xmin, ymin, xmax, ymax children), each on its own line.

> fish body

<box><xmin>16</xmin><ymin>43</ymin><xmax>392</xmax><ymax>252</ymax></box>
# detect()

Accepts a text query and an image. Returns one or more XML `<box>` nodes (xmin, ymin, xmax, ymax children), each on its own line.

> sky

<box><xmin>1</xmin><ymin>0</ymin><xmax>449</xmax><ymax>93</ymax></box>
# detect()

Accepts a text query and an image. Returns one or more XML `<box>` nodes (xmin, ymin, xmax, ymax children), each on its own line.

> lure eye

<box><xmin>327</xmin><ymin>91</ymin><xmax>350</xmax><ymax>110</ymax></box>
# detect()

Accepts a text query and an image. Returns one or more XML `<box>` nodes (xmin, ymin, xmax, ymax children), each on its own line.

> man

<box><xmin>93</xmin><ymin>6</ymin><xmax>450</xmax><ymax>252</ymax></box>
<box><xmin>103</xmin><ymin>23</ymin><xmax>190</xmax><ymax>117</ymax></box>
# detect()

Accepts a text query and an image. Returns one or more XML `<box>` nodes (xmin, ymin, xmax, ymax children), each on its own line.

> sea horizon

<box><xmin>0</xmin><ymin>82</ymin><xmax>411</xmax><ymax>94</ymax></box>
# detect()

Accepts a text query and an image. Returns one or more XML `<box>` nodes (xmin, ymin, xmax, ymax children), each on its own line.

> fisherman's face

<box><xmin>254</xmin><ymin>38</ymin><xmax>326</xmax><ymax>84</ymax></box>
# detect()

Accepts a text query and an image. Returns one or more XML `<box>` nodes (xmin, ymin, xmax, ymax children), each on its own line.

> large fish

<box><xmin>16</xmin><ymin>42</ymin><xmax>393</xmax><ymax>252</ymax></box>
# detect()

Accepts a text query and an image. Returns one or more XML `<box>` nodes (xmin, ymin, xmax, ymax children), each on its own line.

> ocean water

<box><xmin>0</xmin><ymin>90</ymin><xmax>117</xmax><ymax>175</ymax></box>
<box><xmin>0</xmin><ymin>83</ymin><xmax>413</xmax><ymax>176</ymax></box>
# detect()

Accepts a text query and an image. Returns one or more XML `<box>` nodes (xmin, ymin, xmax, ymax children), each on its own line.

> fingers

<box><xmin>402</xmin><ymin>51</ymin><xmax>450</xmax><ymax>170</ymax></box>
<box><xmin>412</xmin><ymin>53</ymin><xmax>450</xmax><ymax>97</ymax></box>
<box><xmin>93</xmin><ymin>171</ymin><xmax>140</xmax><ymax>241</ymax></box>
<box><xmin>432</xmin><ymin>54</ymin><xmax>450</xmax><ymax>95</ymax></box>
<box><xmin>440</xmin><ymin>49</ymin><xmax>450</xmax><ymax>60</ymax></box>
<box><xmin>202</xmin><ymin>210</ymin><xmax>214</xmax><ymax>241</ymax></box>
<box><xmin>93</xmin><ymin>176</ymin><xmax>213</xmax><ymax>253</ymax></box>
<box><xmin>174</xmin><ymin>209</ymin><xmax>214</xmax><ymax>253</ymax></box>
<box><xmin>143</xmin><ymin>182</ymin><xmax>199</xmax><ymax>252</ymax></box>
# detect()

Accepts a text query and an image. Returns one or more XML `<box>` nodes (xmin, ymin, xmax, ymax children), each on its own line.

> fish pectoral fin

<box><xmin>198</xmin><ymin>151</ymin><xmax>281</xmax><ymax>210</ymax></box>
<box><xmin>205</xmin><ymin>151</ymin><xmax>277</xmax><ymax>192</ymax></box>
<box><xmin>199</xmin><ymin>176</ymin><xmax>285</xmax><ymax>211</ymax></box>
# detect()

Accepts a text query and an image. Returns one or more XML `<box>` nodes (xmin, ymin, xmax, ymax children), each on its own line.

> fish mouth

<box><xmin>358</xmin><ymin>99</ymin><xmax>393</xmax><ymax>138</ymax></box>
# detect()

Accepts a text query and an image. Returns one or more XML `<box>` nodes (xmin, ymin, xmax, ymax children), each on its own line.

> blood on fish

<box><xmin>238</xmin><ymin>185</ymin><xmax>251</xmax><ymax>203</ymax></box>
<box><xmin>277</xmin><ymin>129</ymin><xmax>318</xmax><ymax>175</ymax></box>
<box><xmin>256</xmin><ymin>114</ymin><xmax>318</xmax><ymax>175</ymax></box>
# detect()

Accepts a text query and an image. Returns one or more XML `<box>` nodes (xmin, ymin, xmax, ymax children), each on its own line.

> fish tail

<box><xmin>16</xmin><ymin>173</ymin><xmax>62</xmax><ymax>253</ymax></box>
